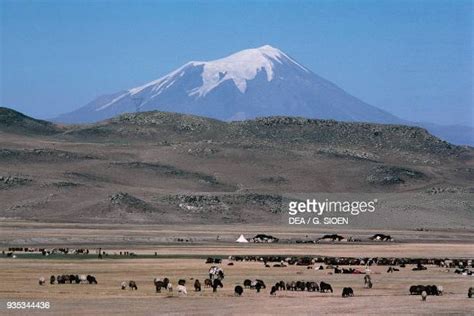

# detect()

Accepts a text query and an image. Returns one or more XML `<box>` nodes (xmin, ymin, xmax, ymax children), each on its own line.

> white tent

<box><xmin>236</xmin><ymin>234</ymin><xmax>249</xmax><ymax>243</ymax></box>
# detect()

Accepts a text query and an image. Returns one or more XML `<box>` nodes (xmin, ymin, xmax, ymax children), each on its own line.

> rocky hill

<box><xmin>0</xmin><ymin>107</ymin><xmax>63</xmax><ymax>135</ymax></box>
<box><xmin>0</xmin><ymin>108</ymin><xmax>472</xmax><ymax>229</ymax></box>
<box><xmin>65</xmin><ymin>111</ymin><xmax>462</xmax><ymax>154</ymax></box>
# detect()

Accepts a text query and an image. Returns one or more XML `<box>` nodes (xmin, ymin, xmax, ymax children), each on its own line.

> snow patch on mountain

<box><xmin>190</xmin><ymin>45</ymin><xmax>309</xmax><ymax>97</ymax></box>
<box><xmin>129</xmin><ymin>62</ymin><xmax>198</xmax><ymax>96</ymax></box>
<box><xmin>96</xmin><ymin>92</ymin><xmax>129</xmax><ymax>111</ymax></box>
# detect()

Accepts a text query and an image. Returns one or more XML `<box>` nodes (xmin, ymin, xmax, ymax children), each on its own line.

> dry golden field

<box><xmin>0</xmin><ymin>222</ymin><xmax>473</xmax><ymax>315</ymax></box>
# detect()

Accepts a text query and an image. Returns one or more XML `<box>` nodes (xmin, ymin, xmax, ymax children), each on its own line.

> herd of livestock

<box><xmin>34</xmin><ymin>255</ymin><xmax>474</xmax><ymax>300</ymax></box>
<box><xmin>4</xmin><ymin>245</ymin><xmax>474</xmax><ymax>300</ymax></box>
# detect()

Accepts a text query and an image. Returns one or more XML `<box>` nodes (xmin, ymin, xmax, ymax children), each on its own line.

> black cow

<box><xmin>295</xmin><ymin>281</ymin><xmax>305</xmax><ymax>291</ymax></box>
<box><xmin>69</xmin><ymin>275</ymin><xmax>77</xmax><ymax>283</ymax></box>
<box><xmin>270</xmin><ymin>285</ymin><xmax>278</xmax><ymax>295</ymax></box>
<box><xmin>410</xmin><ymin>285</ymin><xmax>439</xmax><ymax>296</ymax></box>
<box><xmin>287</xmin><ymin>281</ymin><xmax>296</xmax><ymax>291</ymax></box>
<box><xmin>212</xmin><ymin>279</ymin><xmax>223</xmax><ymax>292</ymax></box>
<box><xmin>255</xmin><ymin>279</ymin><xmax>266</xmax><ymax>289</ymax></box>
<box><xmin>410</xmin><ymin>285</ymin><xmax>425</xmax><ymax>295</ymax></box>
<box><xmin>63</xmin><ymin>275</ymin><xmax>71</xmax><ymax>283</ymax></box>
<box><xmin>129</xmin><ymin>281</ymin><xmax>138</xmax><ymax>290</ymax></box>
<box><xmin>87</xmin><ymin>275</ymin><xmax>97</xmax><ymax>284</ymax></box>
<box><xmin>57</xmin><ymin>275</ymin><xmax>65</xmax><ymax>284</ymax></box>
<box><xmin>425</xmin><ymin>285</ymin><xmax>437</xmax><ymax>296</ymax></box>
<box><xmin>163</xmin><ymin>278</ymin><xmax>170</xmax><ymax>290</ymax></box>
<box><xmin>154</xmin><ymin>280</ymin><xmax>165</xmax><ymax>293</ymax></box>
<box><xmin>342</xmin><ymin>287</ymin><xmax>354</xmax><ymax>297</ymax></box>
<box><xmin>206</xmin><ymin>257</ymin><xmax>222</xmax><ymax>264</ymax></box>
<box><xmin>234</xmin><ymin>285</ymin><xmax>243</xmax><ymax>296</ymax></box>
<box><xmin>320</xmin><ymin>281</ymin><xmax>333</xmax><ymax>293</ymax></box>
<box><xmin>276</xmin><ymin>281</ymin><xmax>286</xmax><ymax>291</ymax></box>
<box><xmin>306</xmin><ymin>282</ymin><xmax>319</xmax><ymax>292</ymax></box>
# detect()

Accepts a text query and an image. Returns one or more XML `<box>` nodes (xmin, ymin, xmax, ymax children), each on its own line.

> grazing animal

<box><xmin>209</xmin><ymin>266</ymin><xmax>225</xmax><ymax>280</ymax></box>
<box><xmin>437</xmin><ymin>285</ymin><xmax>443</xmax><ymax>296</ymax></box>
<box><xmin>364</xmin><ymin>275</ymin><xmax>371</xmax><ymax>285</ymax></box>
<box><xmin>426</xmin><ymin>285</ymin><xmax>439</xmax><ymax>296</ymax></box>
<box><xmin>129</xmin><ymin>281</ymin><xmax>138</xmax><ymax>290</ymax></box>
<box><xmin>194</xmin><ymin>280</ymin><xmax>201</xmax><ymax>292</ymax></box>
<box><xmin>342</xmin><ymin>287</ymin><xmax>354</xmax><ymax>297</ymax></box>
<box><xmin>364</xmin><ymin>275</ymin><xmax>373</xmax><ymax>289</ymax></box>
<box><xmin>243</xmin><ymin>279</ymin><xmax>252</xmax><ymax>288</ymax></box>
<box><xmin>63</xmin><ymin>275</ymin><xmax>71</xmax><ymax>284</ymax></box>
<box><xmin>306</xmin><ymin>282</ymin><xmax>319</xmax><ymax>292</ymax></box>
<box><xmin>57</xmin><ymin>275</ymin><xmax>66</xmax><ymax>284</ymax></box>
<box><xmin>295</xmin><ymin>281</ymin><xmax>305</xmax><ymax>291</ymax></box>
<box><xmin>157</xmin><ymin>278</ymin><xmax>172</xmax><ymax>292</ymax></box>
<box><xmin>421</xmin><ymin>290</ymin><xmax>427</xmax><ymax>301</ymax></box>
<box><xmin>410</xmin><ymin>285</ymin><xmax>425</xmax><ymax>295</ymax></box>
<box><xmin>276</xmin><ymin>281</ymin><xmax>286</xmax><ymax>291</ymax></box>
<box><xmin>250</xmin><ymin>279</ymin><xmax>266</xmax><ymax>290</ymax></box>
<box><xmin>468</xmin><ymin>287</ymin><xmax>473</xmax><ymax>298</ymax></box>
<box><xmin>79</xmin><ymin>275</ymin><xmax>87</xmax><ymax>283</ymax></box>
<box><xmin>50</xmin><ymin>275</ymin><xmax>55</xmax><ymax>284</ymax></box>
<box><xmin>178</xmin><ymin>279</ymin><xmax>186</xmax><ymax>286</ymax></box>
<box><xmin>204</xmin><ymin>279</ymin><xmax>213</xmax><ymax>288</ymax></box>
<box><xmin>410</xmin><ymin>285</ymin><xmax>439</xmax><ymax>296</ymax></box>
<box><xmin>177</xmin><ymin>284</ymin><xmax>187</xmax><ymax>295</ymax></box>
<box><xmin>154</xmin><ymin>278</ymin><xmax>165</xmax><ymax>292</ymax></box>
<box><xmin>38</xmin><ymin>277</ymin><xmax>45</xmax><ymax>286</ymax></box>
<box><xmin>212</xmin><ymin>279</ymin><xmax>223</xmax><ymax>292</ymax></box>
<box><xmin>86</xmin><ymin>275</ymin><xmax>97</xmax><ymax>284</ymax></box>
<box><xmin>234</xmin><ymin>285</ymin><xmax>243</xmax><ymax>296</ymax></box>
<box><xmin>121</xmin><ymin>282</ymin><xmax>127</xmax><ymax>290</ymax></box>
<box><xmin>320</xmin><ymin>281</ymin><xmax>333</xmax><ymax>293</ymax></box>
<box><xmin>69</xmin><ymin>275</ymin><xmax>77</xmax><ymax>283</ymax></box>
<box><xmin>270</xmin><ymin>285</ymin><xmax>278</xmax><ymax>295</ymax></box>
<box><xmin>206</xmin><ymin>257</ymin><xmax>222</xmax><ymax>264</ymax></box>
<box><xmin>412</xmin><ymin>263</ymin><xmax>427</xmax><ymax>271</ymax></box>
<box><xmin>287</xmin><ymin>281</ymin><xmax>297</xmax><ymax>291</ymax></box>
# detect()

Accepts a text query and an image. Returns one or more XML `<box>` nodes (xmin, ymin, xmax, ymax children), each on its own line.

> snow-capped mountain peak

<box><xmin>56</xmin><ymin>45</ymin><xmax>400</xmax><ymax>125</ymax></box>
<box><xmin>122</xmin><ymin>45</ymin><xmax>309</xmax><ymax>103</ymax></box>
<box><xmin>117</xmin><ymin>45</ymin><xmax>299</xmax><ymax>104</ymax></box>
<box><xmin>188</xmin><ymin>45</ymin><xmax>308</xmax><ymax>97</ymax></box>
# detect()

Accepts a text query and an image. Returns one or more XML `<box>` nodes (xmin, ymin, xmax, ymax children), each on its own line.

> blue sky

<box><xmin>1</xmin><ymin>0</ymin><xmax>472</xmax><ymax>126</ymax></box>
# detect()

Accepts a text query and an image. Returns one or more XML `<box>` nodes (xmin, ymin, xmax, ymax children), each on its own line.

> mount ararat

<box><xmin>54</xmin><ymin>45</ymin><xmax>472</xmax><ymax>145</ymax></box>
